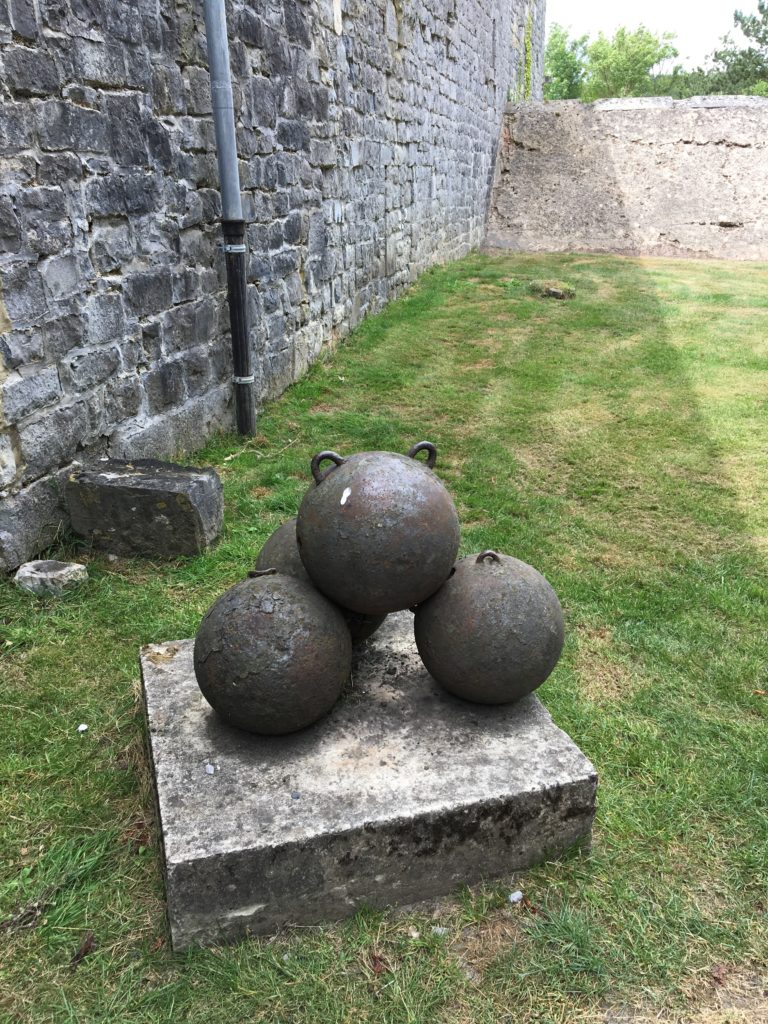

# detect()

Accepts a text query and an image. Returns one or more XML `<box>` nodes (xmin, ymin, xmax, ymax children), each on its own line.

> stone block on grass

<box><xmin>66</xmin><ymin>458</ymin><xmax>223</xmax><ymax>558</ymax></box>
<box><xmin>140</xmin><ymin>612</ymin><xmax>597</xmax><ymax>951</ymax></box>
<box><xmin>14</xmin><ymin>559</ymin><xmax>87</xmax><ymax>596</ymax></box>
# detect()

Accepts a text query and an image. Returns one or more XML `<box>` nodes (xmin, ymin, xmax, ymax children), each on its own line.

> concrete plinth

<box><xmin>140</xmin><ymin>612</ymin><xmax>597</xmax><ymax>951</ymax></box>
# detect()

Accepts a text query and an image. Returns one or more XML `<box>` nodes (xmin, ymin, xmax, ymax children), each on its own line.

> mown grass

<box><xmin>1</xmin><ymin>252</ymin><xmax>766</xmax><ymax>1023</ymax></box>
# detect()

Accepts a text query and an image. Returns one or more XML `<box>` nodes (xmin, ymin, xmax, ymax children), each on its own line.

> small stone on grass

<box><xmin>527</xmin><ymin>279</ymin><xmax>576</xmax><ymax>300</ymax></box>
<box><xmin>14</xmin><ymin>560</ymin><xmax>88</xmax><ymax>596</ymax></box>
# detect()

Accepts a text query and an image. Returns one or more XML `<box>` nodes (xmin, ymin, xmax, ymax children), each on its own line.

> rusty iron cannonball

<box><xmin>296</xmin><ymin>443</ymin><xmax>460</xmax><ymax>616</ymax></box>
<box><xmin>254</xmin><ymin>518</ymin><xmax>312</xmax><ymax>585</ymax></box>
<box><xmin>193</xmin><ymin>572</ymin><xmax>352</xmax><ymax>735</ymax></box>
<box><xmin>254</xmin><ymin>518</ymin><xmax>386</xmax><ymax>643</ymax></box>
<box><xmin>414</xmin><ymin>551</ymin><xmax>565</xmax><ymax>705</ymax></box>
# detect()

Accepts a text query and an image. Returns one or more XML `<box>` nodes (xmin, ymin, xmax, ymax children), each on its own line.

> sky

<box><xmin>545</xmin><ymin>0</ymin><xmax>755</xmax><ymax>68</ymax></box>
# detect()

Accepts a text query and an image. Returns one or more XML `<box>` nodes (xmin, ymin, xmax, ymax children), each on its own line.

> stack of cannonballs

<box><xmin>194</xmin><ymin>442</ymin><xmax>565</xmax><ymax>735</ymax></box>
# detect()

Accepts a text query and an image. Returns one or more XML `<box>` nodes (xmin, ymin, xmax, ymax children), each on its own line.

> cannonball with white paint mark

<box><xmin>414</xmin><ymin>551</ymin><xmax>565</xmax><ymax>704</ymax></box>
<box><xmin>194</xmin><ymin>573</ymin><xmax>352</xmax><ymax>735</ymax></box>
<box><xmin>296</xmin><ymin>444</ymin><xmax>460</xmax><ymax>616</ymax></box>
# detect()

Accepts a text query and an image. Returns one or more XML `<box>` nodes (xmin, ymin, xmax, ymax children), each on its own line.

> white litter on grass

<box><xmin>508</xmin><ymin>890</ymin><xmax>524</xmax><ymax>904</ymax></box>
<box><xmin>205</xmin><ymin>763</ymin><xmax>216</xmax><ymax>775</ymax></box>
<box><xmin>431</xmin><ymin>926</ymin><xmax>449</xmax><ymax>936</ymax></box>
<box><xmin>340</xmin><ymin>487</ymin><xmax>352</xmax><ymax>505</ymax></box>
<box><xmin>77</xmin><ymin>724</ymin><xmax>88</xmax><ymax>733</ymax></box>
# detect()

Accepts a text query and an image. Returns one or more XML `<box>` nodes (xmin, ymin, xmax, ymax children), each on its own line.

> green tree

<box><xmin>734</xmin><ymin>0</ymin><xmax>768</xmax><ymax>48</ymax></box>
<box><xmin>544</xmin><ymin>23</ymin><xmax>588</xmax><ymax>99</ymax></box>
<box><xmin>541</xmin><ymin>10</ymin><xmax>768</xmax><ymax>102</ymax></box>
<box><xmin>654</xmin><ymin>3</ymin><xmax>768</xmax><ymax>97</ymax></box>
<box><xmin>581</xmin><ymin>26</ymin><xmax>679</xmax><ymax>100</ymax></box>
<box><xmin>710</xmin><ymin>2</ymin><xmax>768</xmax><ymax>93</ymax></box>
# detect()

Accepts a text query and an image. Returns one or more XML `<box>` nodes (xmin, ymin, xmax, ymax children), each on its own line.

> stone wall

<box><xmin>488</xmin><ymin>97</ymin><xmax>768</xmax><ymax>260</ymax></box>
<box><xmin>0</xmin><ymin>0</ymin><xmax>545</xmax><ymax>570</ymax></box>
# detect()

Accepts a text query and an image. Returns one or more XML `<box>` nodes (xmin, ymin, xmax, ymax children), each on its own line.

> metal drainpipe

<box><xmin>203</xmin><ymin>0</ymin><xmax>256</xmax><ymax>435</ymax></box>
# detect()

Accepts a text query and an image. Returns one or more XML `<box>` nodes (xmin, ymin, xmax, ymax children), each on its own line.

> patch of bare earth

<box><xmin>449</xmin><ymin>910</ymin><xmax>523</xmax><ymax>983</ymax></box>
<box><xmin>513</xmin><ymin>442</ymin><xmax>574</xmax><ymax>496</ymax></box>
<box><xmin>721</xmin><ymin>452</ymin><xmax>768</xmax><ymax>515</ymax></box>
<box><xmin>585</xmin><ymin>536</ymin><xmax>641</xmax><ymax>570</ymax></box>
<box><xmin>604</xmin><ymin>969</ymin><xmax>768</xmax><ymax>1023</ymax></box>
<box><xmin>545</xmin><ymin>400</ymin><xmax>617</xmax><ymax>437</ymax></box>
<box><xmin>473</xmin><ymin>282</ymin><xmax>505</xmax><ymax>295</ymax></box>
<box><xmin>308</xmin><ymin>402</ymin><xmax>338</xmax><ymax>414</ymax></box>
<box><xmin>603</xmin><ymin>335</ymin><xmax>645</xmax><ymax>354</ymax></box>
<box><xmin>693</xmin><ymin>375</ymin><xmax>767</xmax><ymax>404</ymax></box>
<box><xmin>460</xmin><ymin>327</ymin><xmax>504</xmax><ymax>352</ymax></box>
<box><xmin>575</xmin><ymin>626</ymin><xmax>635</xmax><ymax>702</ymax></box>
<box><xmin>719</xmin><ymin>306</ymin><xmax>768</xmax><ymax>319</ymax></box>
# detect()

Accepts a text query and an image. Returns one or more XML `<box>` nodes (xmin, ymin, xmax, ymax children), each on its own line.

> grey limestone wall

<box><xmin>0</xmin><ymin>0</ymin><xmax>545</xmax><ymax>570</ymax></box>
<box><xmin>488</xmin><ymin>97</ymin><xmax>768</xmax><ymax>259</ymax></box>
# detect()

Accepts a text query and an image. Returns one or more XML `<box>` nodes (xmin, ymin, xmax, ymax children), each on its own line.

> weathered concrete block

<box><xmin>140</xmin><ymin>612</ymin><xmax>597</xmax><ymax>951</ymax></box>
<box><xmin>66</xmin><ymin>458</ymin><xmax>223</xmax><ymax>558</ymax></box>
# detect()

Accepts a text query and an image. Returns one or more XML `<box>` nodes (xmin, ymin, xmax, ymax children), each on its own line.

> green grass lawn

<box><xmin>1</xmin><ymin>252</ymin><xmax>766</xmax><ymax>1023</ymax></box>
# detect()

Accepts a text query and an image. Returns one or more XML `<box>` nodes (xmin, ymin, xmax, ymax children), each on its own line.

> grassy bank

<box><xmin>1</xmin><ymin>252</ymin><xmax>766</xmax><ymax>1022</ymax></box>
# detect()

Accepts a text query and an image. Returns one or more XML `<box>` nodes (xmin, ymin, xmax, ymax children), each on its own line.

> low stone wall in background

<box><xmin>488</xmin><ymin>97</ymin><xmax>768</xmax><ymax>261</ymax></box>
<box><xmin>0</xmin><ymin>0</ymin><xmax>545</xmax><ymax>570</ymax></box>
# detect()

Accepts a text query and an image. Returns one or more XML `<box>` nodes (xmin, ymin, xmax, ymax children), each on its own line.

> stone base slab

<box><xmin>140</xmin><ymin>612</ymin><xmax>597</xmax><ymax>951</ymax></box>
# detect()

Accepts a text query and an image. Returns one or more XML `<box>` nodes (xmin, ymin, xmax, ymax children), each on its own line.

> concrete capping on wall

<box><xmin>0</xmin><ymin>0</ymin><xmax>546</xmax><ymax>571</ymax></box>
<box><xmin>571</xmin><ymin>95</ymin><xmax>768</xmax><ymax>111</ymax></box>
<box><xmin>487</xmin><ymin>96</ymin><xmax>768</xmax><ymax>260</ymax></box>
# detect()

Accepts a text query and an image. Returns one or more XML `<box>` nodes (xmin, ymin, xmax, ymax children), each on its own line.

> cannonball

<box><xmin>194</xmin><ymin>572</ymin><xmax>352</xmax><ymax>735</ymax></box>
<box><xmin>255</xmin><ymin>518</ymin><xmax>386</xmax><ymax>643</ymax></box>
<box><xmin>254</xmin><ymin>518</ymin><xmax>311</xmax><ymax>585</ymax></box>
<box><xmin>297</xmin><ymin>444</ymin><xmax>460</xmax><ymax>615</ymax></box>
<box><xmin>414</xmin><ymin>551</ymin><xmax>564</xmax><ymax>704</ymax></box>
<box><xmin>342</xmin><ymin>609</ymin><xmax>387</xmax><ymax>643</ymax></box>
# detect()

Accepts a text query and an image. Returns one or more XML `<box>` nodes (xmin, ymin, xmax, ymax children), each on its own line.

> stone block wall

<box><xmin>487</xmin><ymin>97</ymin><xmax>768</xmax><ymax>259</ymax></box>
<box><xmin>0</xmin><ymin>0</ymin><xmax>545</xmax><ymax>570</ymax></box>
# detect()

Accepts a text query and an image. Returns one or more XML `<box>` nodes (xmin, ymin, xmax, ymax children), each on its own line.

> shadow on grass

<box><xmin>456</xmin><ymin>252</ymin><xmax>768</xmax><ymax>1007</ymax></box>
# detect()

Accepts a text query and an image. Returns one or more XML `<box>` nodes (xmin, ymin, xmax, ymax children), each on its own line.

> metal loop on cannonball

<box><xmin>248</xmin><ymin>567</ymin><xmax>278</xmax><ymax>577</ymax></box>
<box><xmin>476</xmin><ymin>550</ymin><xmax>502</xmax><ymax>565</ymax></box>
<box><xmin>406</xmin><ymin>440</ymin><xmax>437</xmax><ymax>470</ymax></box>
<box><xmin>311</xmin><ymin>451</ymin><xmax>346</xmax><ymax>485</ymax></box>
